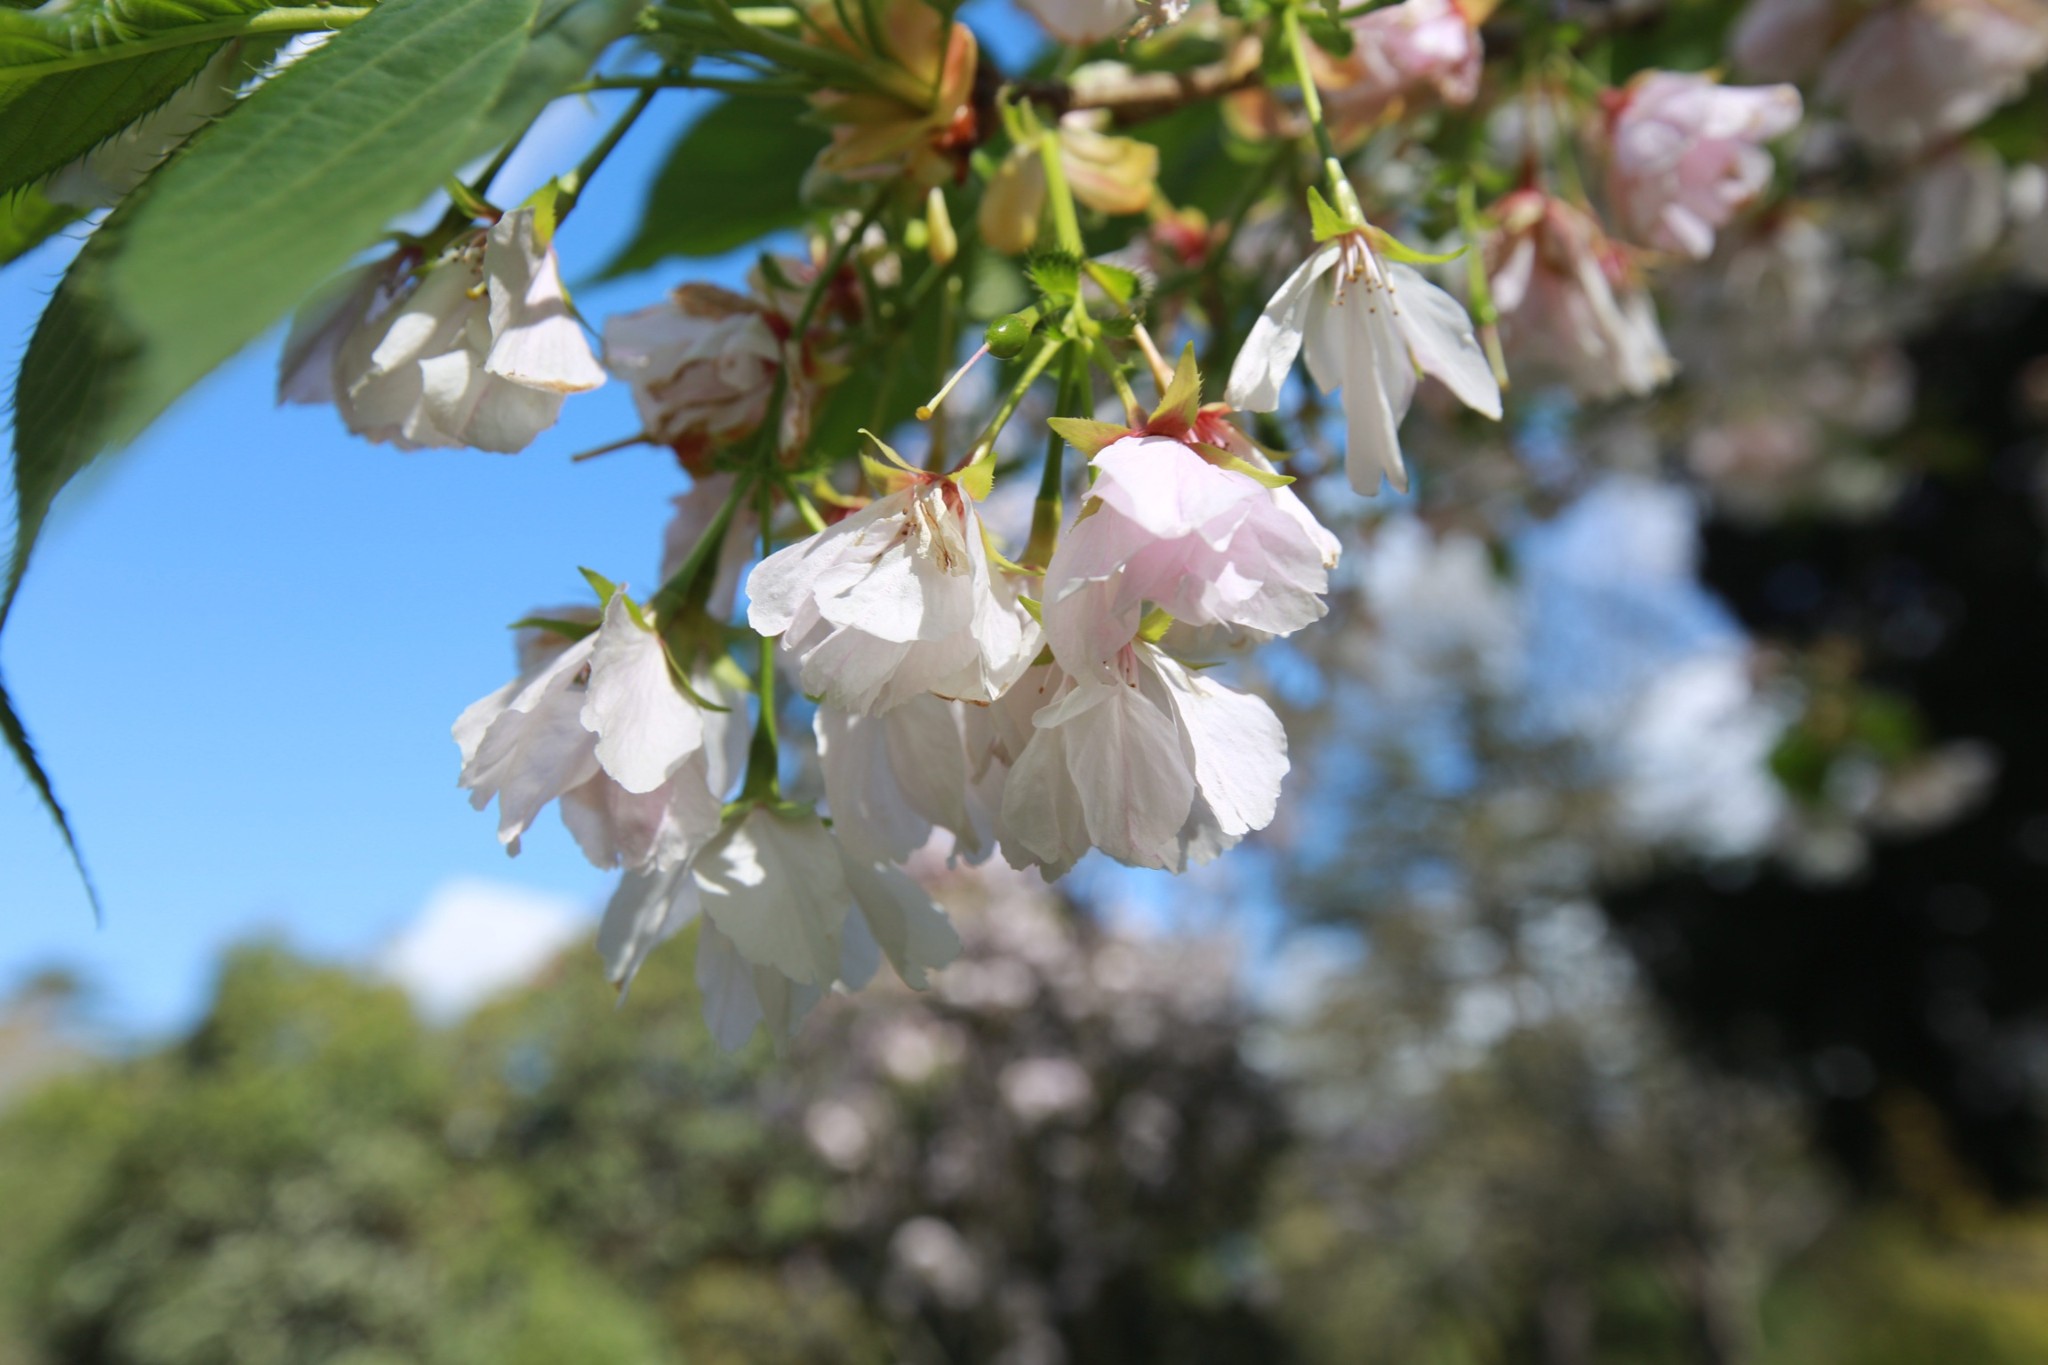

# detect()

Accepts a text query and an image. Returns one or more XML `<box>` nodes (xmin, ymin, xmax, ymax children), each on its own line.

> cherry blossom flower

<box><xmin>1820</xmin><ymin>0</ymin><xmax>2048</xmax><ymax>151</ymax></box>
<box><xmin>817</xmin><ymin>697</ymin><xmax>989</xmax><ymax>864</ymax></box>
<box><xmin>808</xmin><ymin>0</ymin><xmax>978</xmax><ymax>187</ymax></box>
<box><xmin>1226</xmin><ymin>222</ymin><xmax>1502</xmax><ymax>494</ymax></box>
<box><xmin>328</xmin><ymin>208</ymin><xmax>604</xmax><ymax>452</ymax></box>
<box><xmin>997</xmin><ymin>646</ymin><xmax>1290</xmax><ymax>877</ymax></box>
<box><xmin>1606</xmin><ymin>71</ymin><xmax>1802</xmax><ymax>260</ymax></box>
<box><xmin>1041</xmin><ymin>355</ymin><xmax>1340</xmax><ymax>677</ymax></box>
<box><xmin>597</xmin><ymin>804</ymin><xmax>962</xmax><ymax>1048</ymax></box>
<box><xmin>979</xmin><ymin>113</ymin><xmax>1160</xmax><ymax>256</ymax></box>
<box><xmin>1327</xmin><ymin>0</ymin><xmax>1484</xmax><ymax>125</ymax></box>
<box><xmin>747</xmin><ymin>457</ymin><xmax>1039</xmax><ymax>715</ymax></box>
<box><xmin>603</xmin><ymin>284</ymin><xmax>801</xmax><ymax>460</ymax></box>
<box><xmin>1020</xmin><ymin>0</ymin><xmax>1140</xmax><ymax>44</ymax></box>
<box><xmin>1728</xmin><ymin>0</ymin><xmax>1842</xmax><ymax>82</ymax></box>
<box><xmin>1487</xmin><ymin>191</ymin><xmax>1675</xmax><ymax>401</ymax></box>
<box><xmin>455</xmin><ymin>589</ymin><xmax>731</xmax><ymax>870</ymax></box>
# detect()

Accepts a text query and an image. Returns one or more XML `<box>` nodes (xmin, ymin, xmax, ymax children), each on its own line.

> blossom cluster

<box><xmin>244</xmin><ymin>0</ymin><xmax>1847</xmax><ymax>1049</ymax></box>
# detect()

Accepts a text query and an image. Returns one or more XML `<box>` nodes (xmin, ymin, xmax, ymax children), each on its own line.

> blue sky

<box><xmin>0</xmin><ymin>4</ymin><xmax>1050</xmax><ymax>1036</ymax></box>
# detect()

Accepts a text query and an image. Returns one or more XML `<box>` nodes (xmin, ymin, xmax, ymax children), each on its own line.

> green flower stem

<box><xmin>1279</xmin><ymin>4</ymin><xmax>1345</xmax><ymax>197</ymax></box>
<box><xmin>1025</xmin><ymin>343</ymin><xmax>1089</xmax><ymax>568</ymax></box>
<box><xmin>649</xmin><ymin>468</ymin><xmax>754</xmax><ymax>620</ymax></box>
<box><xmin>741</xmin><ymin>472</ymin><xmax>781</xmax><ymax>803</ymax></box>
<box><xmin>555</xmin><ymin>85</ymin><xmax>657</xmax><ymax>220</ymax></box>
<box><xmin>1036</xmin><ymin>127</ymin><xmax>1085</xmax><ymax>262</ymax></box>
<box><xmin>0</xmin><ymin>5</ymin><xmax>370</xmax><ymax>79</ymax></box>
<box><xmin>967</xmin><ymin>335</ymin><xmax>1062</xmax><ymax>462</ymax></box>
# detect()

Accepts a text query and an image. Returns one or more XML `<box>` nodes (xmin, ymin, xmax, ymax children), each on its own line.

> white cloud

<box><xmin>378</xmin><ymin>878</ymin><xmax>588</xmax><ymax>1020</ymax></box>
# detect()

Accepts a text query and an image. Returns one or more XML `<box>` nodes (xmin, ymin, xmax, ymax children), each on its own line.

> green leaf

<box><xmin>0</xmin><ymin>673</ymin><xmax>100</xmax><ymax>919</ymax></box>
<box><xmin>0</xmin><ymin>0</ymin><xmax>321</xmax><ymax>201</ymax></box>
<box><xmin>0</xmin><ymin>185</ymin><xmax>81</xmax><ymax>265</ymax></box>
<box><xmin>4</xmin><ymin>0</ymin><xmax>537</xmax><ymax>904</ymax></box>
<box><xmin>599</xmin><ymin>95</ymin><xmax>829</xmax><ymax>276</ymax></box>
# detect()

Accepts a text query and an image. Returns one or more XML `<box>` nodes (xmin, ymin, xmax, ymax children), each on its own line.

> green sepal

<box><xmin>508</xmin><ymin>615</ymin><xmax>601</xmax><ymax>641</ymax></box>
<box><xmin>1047</xmin><ymin>416</ymin><xmax>1132</xmax><ymax>457</ymax></box>
<box><xmin>1307</xmin><ymin>185</ymin><xmax>1354</xmax><ymax>242</ymax></box>
<box><xmin>1150</xmin><ymin>343</ymin><xmax>1203</xmax><ymax>431</ymax></box>
<box><xmin>982</xmin><ymin>526</ymin><xmax>1030</xmax><ymax>575</ymax></box>
<box><xmin>523</xmin><ymin>176</ymin><xmax>570</xmax><ymax>249</ymax></box>
<box><xmin>1083</xmin><ymin>259</ymin><xmax>1146</xmax><ymax>307</ymax></box>
<box><xmin>1017</xmin><ymin>595</ymin><xmax>1044</xmax><ymax>624</ymax></box>
<box><xmin>578</xmin><ymin>565</ymin><xmax>621</xmax><ymax>605</ymax></box>
<box><xmin>858</xmin><ymin>427</ymin><xmax>917</xmax><ymax>493</ymax></box>
<box><xmin>1027</xmin><ymin>250</ymin><xmax>1081</xmax><ymax>306</ymax></box>
<box><xmin>1367</xmin><ymin>224</ymin><xmax>1465</xmax><ymax>265</ymax></box>
<box><xmin>1195</xmin><ymin>442</ymin><xmax>1294</xmax><ymax>487</ymax></box>
<box><xmin>952</xmin><ymin>447</ymin><xmax>998</xmax><ymax>502</ymax></box>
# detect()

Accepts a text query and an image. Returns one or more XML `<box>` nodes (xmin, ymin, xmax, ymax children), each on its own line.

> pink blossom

<box><xmin>1729</xmin><ymin>0</ymin><xmax>1843</xmax><ymax>83</ymax></box>
<box><xmin>1332</xmin><ymin>0</ymin><xmax>1483</xmax><ymax>123</ymax></box>
<box><xmin>1607</xmin><ymin>71</ymin><xmax>1801</xmax><ymax>260</ymax></box>
<box><xmin>1487</xmin><ymin>191</ymin><xmax>1675</xmax><ymax>401</ymax></box>
<box><xmin>1820</xmin><ymin>0</ymin><xmax>2048</xmax><ymax>150</ymax></box>
<box><xmin>1042</xmin><ymin>430</ymin><xmax>1337</xmax><ymax>681</ymax></box>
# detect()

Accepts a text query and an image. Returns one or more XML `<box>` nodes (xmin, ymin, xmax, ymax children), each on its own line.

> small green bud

<box><xmin>986</xmin><ymin>313</ymin><xmax>1034</xmax><ymax>359</ymax></box>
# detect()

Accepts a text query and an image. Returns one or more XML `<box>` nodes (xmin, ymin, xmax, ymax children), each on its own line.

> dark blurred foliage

<box><xmin>1607</xmin><ymin>289</ymin><xmax>2048</xmax><ymax>1202</ymax></box>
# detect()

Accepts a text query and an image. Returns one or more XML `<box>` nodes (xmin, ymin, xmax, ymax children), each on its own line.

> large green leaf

<box><xmin>0</xmin><ymin>49</ymin><xmax>222</xmax><ymax>198</ymax></box>
<box><xmin>3</xmin><ymin>0</ymin><xmax>539</xmax><ymax>903</ymax></box>
<box><xmin>0</xmin><ymin>185</ymin><xmax>81</xmax><ymax>264</ymax></box>
<box><xmin>599</xmin><ymin>94</ymin><xmax>828</xmax><ymax>277</ymax></box>
<box><xmin>0</xmin><ymin>0</ymin><xmax>324</xmax><ymax>199</ymax></box>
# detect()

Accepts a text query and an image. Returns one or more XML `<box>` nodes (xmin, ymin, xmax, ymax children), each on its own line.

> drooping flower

<box><xmin>816</xmin><ymin>696</ymin><xmax>989</xmax><ymax>864</ymax></box>
<box><xmin>1819</xmin><ymin>0</ymin><xmax>2048</xmax><ymax>151</ymax></box>
<box><xmin>1018</xmin><ymin>0</ymin><xmax>1139</xmax><ymax>42</ymax></box>
<box><xmin>807</xmin><ymin>0</ymin><xmax>979</xmax><ymax>187</ymax></box>
<box><xmin>597</xmin><ymin>804</ymin><xmax>962</xmax><ymax>1049</ymax></box>
<box><xmin>747</xmin><ymin>447</ymin><xmax>1039</xmax><ymax>715</ymax></box>
<box><xmin>979</xmin><ymin>113</ymin><xmax>1161</xmax><ymax>256</ymax></box>
<box><xmin>997</xmin><ymin>645</ymin><xmax>1290</xmax><ymax>877</ymax></box>
<box><xmin>1606</xmin><ymin>70</ymin><xmax>1802</xmax><ymax>259</ymax></box>
<box><xmin>455</xmin><ymin>587</ymin><xmax>729</xmax><ymax>870</ymax></box>
<box><xmin>1728</xmin><ymin>0</ymin><xmax>1843</xmax><ymax>83</ymax></box>
<box><xmin>1226</xmin><ymin>217</ymin><xmax>1502</xmax><ymax>495</ymax></box>
<box><xmin>1042</xmin><ymin>351</ymin><xmax>1339</xmax><ymax>678</ymax></box>
<box><xmin>1327</xmin><ymin>0</ymin><xmax>1485</xmax><ymax>126</ymax></box>
<box><xmin>327</xmin><ymin>208</ymin><xmax>605</xmax><ymax>452</ymax></box>
<box><xmin>603</xmin><ymin>284</ymin><xmax>801</xmax><ymax>460</ymax></box>
<box><xmin>1486</xmin><ymin>190</ymin><xmax>1675</xmax><ymax>401</ymax></box>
